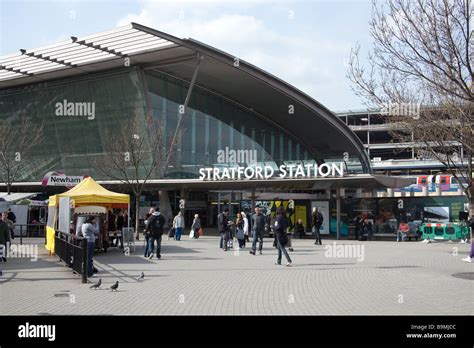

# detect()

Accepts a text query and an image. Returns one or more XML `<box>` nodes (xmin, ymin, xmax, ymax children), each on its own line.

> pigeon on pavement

<box><xmin>110</xmin><ymin>281</ymin><xmax>119</xmax><ymax>292</ymax></box>
<box><xmin>136</xmin><ymin>272</ymin><xmax>145</xmax><ymax>281</ymax></box>
<box><xmin>89</xmin><ymin>278</ymin><xmax>102</xmax><ymax>289</ymax></box>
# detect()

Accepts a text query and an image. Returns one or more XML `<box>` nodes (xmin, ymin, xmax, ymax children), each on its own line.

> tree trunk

<box><xmin>7</xmin><ymin>182</ymin><xmax>11</xmax><ymax>195</ymax></box>
<box><xmin>135</xmin><ymin>194</ymin><xmax>140</xmax><ymax>240</ymax></box>
<box><xmin>159</xmin><ymin>190</ymin><xmax>173</xmax><ymax>229</ymax></box>
<box><xmin>469</xmin><ymin>187</ymin><xmax>473</xmax><ymax>242</ymax></box>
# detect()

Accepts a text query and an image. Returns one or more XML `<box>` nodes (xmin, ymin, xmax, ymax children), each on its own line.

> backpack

<box><xmin>317</xmin><ymin>212</ymin><xmax>324</xmax><ymax>225</ymax></box>
<box><xmin>150</xmin><ymin>215</ymin><xmax>164</xmax><ymax>235</ymax></box>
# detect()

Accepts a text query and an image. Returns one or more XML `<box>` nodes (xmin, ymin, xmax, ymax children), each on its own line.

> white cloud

<box><xmin>116</xmin><ymin>0</ymin><xmax>355</xmax><ymax>109</ymax></box>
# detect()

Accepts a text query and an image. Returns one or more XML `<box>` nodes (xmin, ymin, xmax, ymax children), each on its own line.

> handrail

<box><xmin>54</xmin><ymin>229</ymin><xmax>88</xmax><ymax>283</ymax></box>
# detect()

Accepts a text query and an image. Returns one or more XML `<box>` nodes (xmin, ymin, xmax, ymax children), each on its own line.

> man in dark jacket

<box><xmin>145</xmin><ymin>207</ymin><xmax>165</xmax><ymax>259</ymax></box>
<box><xmin>143</xmin><ymin>208</ymin><xmax>154</xmax><ymax>257</ymax></box>
<box><xmin>218</xmin><ymin>209</ymin><xmax>232</xmax><ymax>251</ymax></box>
<box><xmin>0</xmin><ymin>212</ymin><xmax>11</xmax><ymax>262</ymax></box>
<box><xmin>311</xmin><ymin>207</ymin><xmax>323</xmax><ymax>245</ymax></box>
<box><xmin>274</xmin><ymin>206</ymin><xmax>292</xmax><ymax>266</ymax></box>
<box><xmin>353</xmin><ymin>214</ymin><xmax>363</xmax><ymax>240</ymax></box>
<box><xmin>7</xmin><ymin>208</ymin><xmax>16</xmax><ymax>224</ymax></box>
<box><xmin>250</xmin><ymin>206</ymin><xmax>266</xmax><ymax>255</ymax></box>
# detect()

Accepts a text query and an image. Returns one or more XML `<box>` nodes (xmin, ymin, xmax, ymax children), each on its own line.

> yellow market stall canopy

<box><xmin>48</xmin><ymin>177</ymin><xmax>129</xmax><ymax>206</ymax></box>
<box><xmin>46</xmin><ymin>177</ymin><xmax>130</xmax><ymax>253</ymax></box>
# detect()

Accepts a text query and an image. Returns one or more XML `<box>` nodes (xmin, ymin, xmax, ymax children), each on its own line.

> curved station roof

<box><xmin>0</xmin><ymin>23</ymin><xmax>413</xmax><ymax>190</ymax></box>
<box><xmin>0</xmin><ymin>23</ymin><xmax>371</xmax><ymax>174</ymax></box>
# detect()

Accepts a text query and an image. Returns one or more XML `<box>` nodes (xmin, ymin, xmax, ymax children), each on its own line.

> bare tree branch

<box><xmin>0</xmin><ymin>118</ymin><xmax>44</xmax><ymax>194</ymax></box>
<box><xmin>347</xmin><ymin>0</ymin><xmax>474</xmax><ymax>212</ymax></box>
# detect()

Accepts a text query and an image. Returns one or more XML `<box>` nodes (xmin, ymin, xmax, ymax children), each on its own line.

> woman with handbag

<box><xmin>235</xmin><ymin>213</ymin><xmax>245</xmax><ymax>249</ymax></box>
<box><xmin>242</xmin><ymin>212</ymin><xmax>249</xmax><ymax>247</ymax></box>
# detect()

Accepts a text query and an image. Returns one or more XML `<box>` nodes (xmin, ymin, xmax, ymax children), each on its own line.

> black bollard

<box><xmin>81</xmin><ymin>238</ymin><xmax>87</xmax><ymax>283</ymax></box>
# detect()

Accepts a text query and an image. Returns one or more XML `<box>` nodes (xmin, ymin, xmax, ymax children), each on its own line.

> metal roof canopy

<box><xmin>0</xmin><ymin>175</ymin><xmax>413</xmax><ymax>191</ymax></box>
<box><xmin>97</xmin><ymin>175</ymin><xmax>414</xmax><ymax>191</ymax></box>
<box><xmin>0</xmin><ymin>22</ymin><xmax>371</xmax><ymax>173</ymax></box>
<box><xmin>0</xmin><ymin>24</ymin><xmax>176</xmax><ymax>85</ymax></box>
<box><xmin>0</xmin><ymin>192</ymin><xmax>38</xmax><ymax>202</ymax></box>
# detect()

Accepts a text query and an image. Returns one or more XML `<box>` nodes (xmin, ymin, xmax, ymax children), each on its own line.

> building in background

<box><xmin>0</xmin><ymin>24</ymin><xmax>467</xmax><ymax>238</ymax></box>
<box><xmin>336</xmin><ymin>109</ymin><xmax>469</xmax><ymax>197</ymax></box>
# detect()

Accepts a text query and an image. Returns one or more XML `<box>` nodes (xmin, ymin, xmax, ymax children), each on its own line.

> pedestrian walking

<box><xmin>242</xmin><ymin>212</ymin><xmax>249</xmax><ymax>247</ymax></box>
<box><xmin>312</xmin><ymin>207</ymin><xmax>323</xmax><ymax>245</ymax></box>
<box><xmin>191</xmin><ymin>214</ymin><xmax>201</xmax><ymax>239</ymax></box>
<box><xmin>173</xmin><ymin>211</ymin><xmax>185</xmax><ymax>241</ymax></box>
<box><xmin>274</xmin><ymin>206</ymin><xmax>292</xmax><ymax>266</ymax></box>
<box><xmin>462</xmin><ymin>217</ymin><xmax>474</xmax><ymax>263</ymax></box>
<box><xmin>145</xmin><ymin>207</ymin><xmax>165</xmax><ymax>259</ymax></box>
<box><xmin>295</xmin><ymin>219</ymin><xmax>305</xmax><ymax>239</ymax></box>
<box><xmin>250</xmin><ymin>206</ymin><xmax>265</xmax><ymax>255</ymax></box>
<box><xmin>235</xmin><ymin>213</ymin><xmax>245</xmax><ymax>248</ymax></box>
<box><xmin>218</xmin><ymin>208</ymin><xmax>232</xmax><ymax>250</ymax></box>
<box><xmin>143</xmin><ymin>208</ymin><xmax>154</xmax><ymax>257</ymax></box>
<box><xmin>462</xmin><ymin>241</ymin><xmax>474</xmax><ymax>263</ymax></box>
<box><xmin>287</xmin><ymin>228</ymin><xmax>294</xmax><ymax>252</ymax></box>
<box><xmin>2</xmin><ymin>212</ymin><xmax>14</xmax><ymax>241</ymax></box>
<box><xmin>0</xmin><ymin>212</ymin><xmax>11</xmax><ymax>262</ymax></box>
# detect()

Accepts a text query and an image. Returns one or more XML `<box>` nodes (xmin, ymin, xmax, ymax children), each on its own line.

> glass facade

<box><xmin>0</xmin><ymin>68</ymin><xmax>147</xmax><ymax>181</ymax></box>
<box><xmin>145</xmin><ymin>70</ymin><xmax>359</xmax><ymax>178</ymax></box>
<box><xmin>0</xmin><ymin>66</ymin><xmax>366</xmax><ymax>181</ymax></box>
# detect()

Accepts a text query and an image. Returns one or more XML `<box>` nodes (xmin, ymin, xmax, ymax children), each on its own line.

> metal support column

<box><xmin>166</xmin><ymin>54</ymin><xmax>203</xmax><ymax>166</ymax></box>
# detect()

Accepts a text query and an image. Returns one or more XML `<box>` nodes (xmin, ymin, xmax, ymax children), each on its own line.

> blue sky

<box><xmin>0</xmin><ymin>0</ymin><xmax>373</xmax><ymax>111</ymax></box>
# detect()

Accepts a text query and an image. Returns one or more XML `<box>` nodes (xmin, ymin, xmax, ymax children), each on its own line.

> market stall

<box><xmin>45</xmin><ymin>177</ymin><xmax>130</xmax><ymax>253</ymax></box>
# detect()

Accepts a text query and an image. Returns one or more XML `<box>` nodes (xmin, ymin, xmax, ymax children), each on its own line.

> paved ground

<box><xmin>0</xmin><ymin>236</ymin><xmax>473</xmax><ymax>315</ymax></box>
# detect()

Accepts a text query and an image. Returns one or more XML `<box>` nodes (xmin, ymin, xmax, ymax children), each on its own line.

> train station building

<box><xmin>1</xmin><ymin>23</ymin><xmax>467</xmax><ymax>238</ymax></box>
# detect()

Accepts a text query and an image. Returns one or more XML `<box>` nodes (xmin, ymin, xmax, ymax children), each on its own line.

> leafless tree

<box><xmin>0</xmin><ymin>118</ymin><xmax>44</xmax><ymax>194</ymax></box>
<box><xmin>347</xmin><ymin>0</ymin><xmax>474</xmax><ymax>214</ymax></box>
<box><xmin>95</xmin><ymin>110</ymin><xmax>180</xmax><ymax>239</ymax></box>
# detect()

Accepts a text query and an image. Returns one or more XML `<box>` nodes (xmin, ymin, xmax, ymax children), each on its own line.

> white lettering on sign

<box><xmin>199</xmin><ymin>163</ymin><xmax>344</xmax><ymax>181</ymax></box>
<box><xmin>42</xmin><ymin>172</ymin><xmax>86</xmax><ymax>187</ymax></box>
